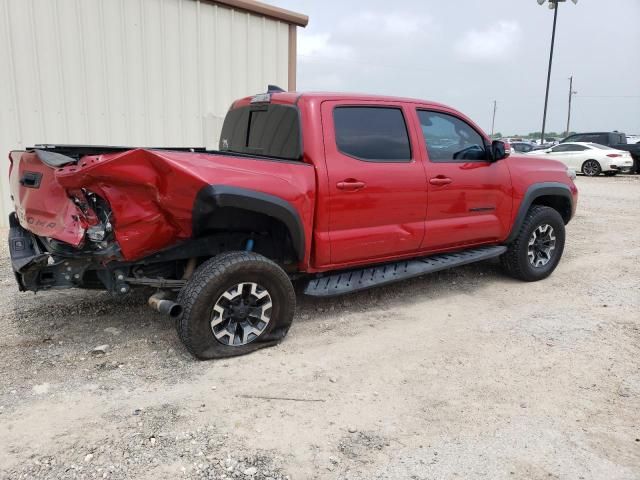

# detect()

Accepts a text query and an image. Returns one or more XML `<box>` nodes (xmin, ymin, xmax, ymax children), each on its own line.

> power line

<box><xmin>574</xmin><ymin>95</ymin><xmax>640</xmax><ymax>99</ymax></box>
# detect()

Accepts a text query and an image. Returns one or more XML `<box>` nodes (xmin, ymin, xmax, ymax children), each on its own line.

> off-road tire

<box><xmin>501</xmin><ymin>205</ymin><xmax>565</xmax><ymax>282</ymax></box>
<box><xmin>176</xmin><ymin>251</ymin><xmax>295</xmax><ymax>359</ymax></box>
<box><xmin>581</xmin><ymin>159</ymin><xmax>601</xmax><ymax>176</ymax></box>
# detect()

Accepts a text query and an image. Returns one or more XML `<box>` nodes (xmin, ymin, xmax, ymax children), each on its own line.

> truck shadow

<box><xmin>2</xmin><ymin>259</ymin><xmax>508</xmax><ymax>362</ymax></box>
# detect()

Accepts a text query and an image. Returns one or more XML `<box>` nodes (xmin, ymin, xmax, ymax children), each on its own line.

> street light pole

<box><xmin>565</xmin><ymin>75</ymin><xmax>577</xmax><ymax>135</ymax></box>
<box><xmin>537</xmin><ymin>0</ymin><xmax>577</xmax><ymax>145</ymax></box>
<box><xmin>540</xmin><ymin>2</ymin><xmax>560</xmax><ymax>145</ymax></box>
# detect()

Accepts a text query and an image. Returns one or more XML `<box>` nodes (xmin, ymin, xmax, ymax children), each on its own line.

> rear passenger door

<box><xmin>321</xmin><ymin>101</ymin><xmax>427</xmax><ymax>265</ymax></box>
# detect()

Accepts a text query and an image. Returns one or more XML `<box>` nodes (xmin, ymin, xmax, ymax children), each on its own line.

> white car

<box><xmin>526</xmin><ymin>142</ymin><xmax>634</xmax><ymax>176</ymax></box>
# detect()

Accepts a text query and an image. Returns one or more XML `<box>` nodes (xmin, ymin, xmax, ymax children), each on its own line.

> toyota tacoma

<box><xmin>8</xmin><ymin>87</ymin><xmax>578</xmax><ymax>359</ymax></box>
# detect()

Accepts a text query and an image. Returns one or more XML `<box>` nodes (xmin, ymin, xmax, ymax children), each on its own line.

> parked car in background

<box><xmin>626</xmin><ymin>135</ymin><xmax>640</xmax><ymax>145</ymax></box>
<box><xmin>511</xmin><ymin>141</ymin><xmax>536</xmax><ymax>153</ymax></box>
<box><xmin>560</xmin><ymin>132</ymin><xmax>640</xmax><ymax>173</ymax></box>
<box><xmin>527</xmin><ymin>142</ymin><xmax>634</xmax><ymax>176</ymax></box>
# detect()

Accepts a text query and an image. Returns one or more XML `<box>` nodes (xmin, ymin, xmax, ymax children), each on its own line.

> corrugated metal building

<box><xmin>0</xmin><ymin>0</ymin><xmax>308</xmax><ymax>226</ymax></box>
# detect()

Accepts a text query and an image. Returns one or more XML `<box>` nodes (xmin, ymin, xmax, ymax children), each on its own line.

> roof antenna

<box><xmin>267</xmin><ymin>84</ymin><xmax>285</xmax><ymax>93</ymax></box>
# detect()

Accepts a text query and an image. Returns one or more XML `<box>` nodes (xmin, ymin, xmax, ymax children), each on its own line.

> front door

<box><xmin>321</xmin><ymin>101</ymin><xmax>428</xmax><ymax>265</ymax></box>
<box><xmin>416</xmin><ymin>109</ymin><xmax>513</xmax><ymax>250</ymax></box>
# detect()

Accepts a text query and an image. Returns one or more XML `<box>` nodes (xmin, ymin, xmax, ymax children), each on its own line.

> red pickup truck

<box><xmin>8</xmin><ymin>87</ymin><xmax>578</xmax><ymax>359</ymax></box>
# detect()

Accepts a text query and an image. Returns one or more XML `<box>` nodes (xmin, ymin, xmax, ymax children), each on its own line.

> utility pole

<box><xmin>565</xmin><ymin>75</ymin><xmax>577</xmax><ymax>136</ymax></box>
<box><xmin>540</xmin><ymin>2</ymin><xmax>559</xmax><ymax>145</ymax></box>
<box><xmin>491</xmin><ymin>100</ymin><xmax>497</xmax><ymax>137</ymax></box>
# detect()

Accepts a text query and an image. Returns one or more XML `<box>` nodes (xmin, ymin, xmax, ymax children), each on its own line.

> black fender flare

<box><xmin>193</xmin><ymin>185</ymin><xmax>305</xmax><ymax>261</ymax></box>
<box><xmin>506</xmin><ymin>182</ymin><xmax>574</xmax><ymax>244</ymax></box>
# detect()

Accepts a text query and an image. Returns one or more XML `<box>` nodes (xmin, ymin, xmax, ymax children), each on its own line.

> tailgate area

<box><xmin>9</xmin><ymin>150</ymin><xmax>86</xmax><ymax>247</ymax></box>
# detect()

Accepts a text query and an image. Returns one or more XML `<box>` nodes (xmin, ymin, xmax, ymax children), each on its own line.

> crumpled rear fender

<box><xmin>52</xmin><ymin>149</ymin><xmax>316</xmax><ymax>264</ymax></box>
<box><xmin>55</xmin><ymin>149</ymin><xmax>204</xmax><ymax>260</ymax></box>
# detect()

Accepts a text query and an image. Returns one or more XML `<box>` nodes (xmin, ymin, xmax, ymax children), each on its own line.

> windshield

<box><xmin>219</xmin><ymin>104</ymin><xmax>302</xmax><ymax>160</ymax></box>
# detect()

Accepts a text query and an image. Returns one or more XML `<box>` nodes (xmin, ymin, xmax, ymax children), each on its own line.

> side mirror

<box><xmin>491</xmin><ymin>140</ymin><xmax>508</xmax><ymax>161</ymax></box>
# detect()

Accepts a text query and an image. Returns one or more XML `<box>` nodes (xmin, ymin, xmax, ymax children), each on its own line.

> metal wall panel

<box><xmin>0</xmin><ymin>0</ymin><xmax>291</xmax><ymax>225</ymax></box>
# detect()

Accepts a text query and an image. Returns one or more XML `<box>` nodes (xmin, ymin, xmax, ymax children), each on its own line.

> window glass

<box><xmin>573</xmin><ymin>134</ymin><xmax>606</xmax><ymax>144</ymax></box>
<box><xmin>564</xmin><ymin>145</ymin><xmax>589</xmax><ymax>151</ymax></box>
<box><xmin>513</xmin><ymin>143</ymin><xmax>533</xmax><ymax>153</ymax></box>
<box><xmin>590</xmin><ymin>143</ymin><xmax>614</xmax><ymax>150</ymax></box>
<box><xmin>522</xmin><ymin>144</ymin><xmax>534</xmax><ymax>153</ymax></box>
<box><xmin>333</xmin><ymin>107</ymin><xmax>411</xmax><ymax>161</ymax></box>
<box><xmin>219</xmin><ymin>104</ymin><xmax>301</xmax><ymax>160</ymax></box>
<box><xmin>551</xmin><ymin>144</ymin><xmax>571</xmax><ymax>152</ymax></box>
<box><xmin>418</xmin><ymin>111</ymin><xmax>487</xmax><ymax>162</ymax></box>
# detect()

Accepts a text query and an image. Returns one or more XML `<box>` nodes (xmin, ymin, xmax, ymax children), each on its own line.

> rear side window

<box><xmin>551</xmin><ymin>145</ymin><xmax>570</xmax><ymax>152</ymax></box>
<box><xmin>569</xmin><ymin>133</ymin><xmax>607</xmax><ymax>144</ymax></box>
<box><xmin>513</xmin><ymin>143</ymin><xmax>533</xmax><ymax>153</ymax></box>
<box><xmin>590</xmin><ymin>143</ymin><xmax>614</xmax><ymax>150</ymax></box>
<box><xmin>219</xmin><ymin>104</ymin><xmax>301</xmax><ymax>160</ymax></box>
<box><xmin>613</xmin><ymin>133</ymin><xmax>625</xmax><ymax>144</ymax></box>
<box><xmin>564</xmin><ymin>145</ymin><xmax>589</xmax><ymax>152</ymax></box>
<box><xmin>333</xmin><ymin>107</ymin><xmax>411</xmax><ymax>162</ymax></box>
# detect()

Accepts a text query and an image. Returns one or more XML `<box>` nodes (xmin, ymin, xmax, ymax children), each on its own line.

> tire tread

<box><xmin>501</xmin><ymin>205</ymin><xmax>564</xmax><ymax>281</ymax></box>
<box><xmin>176</xmin><ymin>251</ymin><xmax>295</xmax><ymax>359</ymax></box>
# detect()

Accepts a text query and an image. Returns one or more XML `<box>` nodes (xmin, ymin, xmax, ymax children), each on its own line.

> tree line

<box><xmin>491</xmin><ymin>131</ymin><xmax>576</xmax><ymax>140</ymax></box>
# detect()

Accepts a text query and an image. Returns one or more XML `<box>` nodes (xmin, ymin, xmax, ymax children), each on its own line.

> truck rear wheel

<box><xmin>176</xmin><ymin>252</ymin><xmax>295</xmax><ymax>359</ymax></box>
<box><xmin>501</xmin><ymin>205</ymin><xmax>565</xmax><ymax>282</ymax></box>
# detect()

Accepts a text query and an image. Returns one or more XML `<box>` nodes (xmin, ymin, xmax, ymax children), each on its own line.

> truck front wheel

<box><xmin>176</xmin><ymin>252</ymin><xmax>296</xmax><ymax>359</ymax></box>
<box><xmin>501</xmin><ymin>206</ymin><xmax>566</xmax><ymax>282</ymax></box>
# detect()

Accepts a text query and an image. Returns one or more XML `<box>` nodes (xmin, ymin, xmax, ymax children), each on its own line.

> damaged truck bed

<box><xmin>9</xmin><ymin>145</ymin><xmax>314</xmax><ymax>294</ymax></box>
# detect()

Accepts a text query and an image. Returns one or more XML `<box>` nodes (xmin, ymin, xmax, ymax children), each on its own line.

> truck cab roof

<box><xmin>233</xmin><ymin>91</ymin><xmax>450</xmax><ymax>110</ymax></box>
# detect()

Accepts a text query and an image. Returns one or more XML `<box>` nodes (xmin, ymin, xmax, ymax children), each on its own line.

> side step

<box><xmin>304</xmin><ymin>245</ymin><xmax>507</xmax><ymax>297</ymax></box>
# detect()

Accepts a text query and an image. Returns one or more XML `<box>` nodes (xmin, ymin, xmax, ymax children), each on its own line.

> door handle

<box><xmin>429</xmin><ymin>176</ymin><xmax>452</xmax><ymax>186</ymax></box>
<box><xmin>337</xmin><ymin>179</ymin><xmax>366</xmax><ymax>191</ymax></box>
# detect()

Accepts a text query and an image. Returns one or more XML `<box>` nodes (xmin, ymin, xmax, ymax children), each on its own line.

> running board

<box><xmin>304</xmin><ymin>246</ymin><xmax>507</xmax><ymax>297</ymax></box>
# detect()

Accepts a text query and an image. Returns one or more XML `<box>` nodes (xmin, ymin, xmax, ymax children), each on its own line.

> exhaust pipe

<box><xmin>148</xmin><ymin>292</ymin><xmax>183</xmax><ymax>318</ymax></box>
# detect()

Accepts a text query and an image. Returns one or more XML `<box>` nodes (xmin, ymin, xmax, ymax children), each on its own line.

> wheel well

<box><xmin>196</xmin><ymin>207</ymin><xmax>299</xmax><ymax>264</ymax></box>
<box><xmin>193</xmin><ymin>185</ymin><xmax>305</xmax><ymax>264</ymax></box>
<box><xmin>531</xmin><ymin>195</ymin><xmax>571</xmax><ymax>224</ymax></box>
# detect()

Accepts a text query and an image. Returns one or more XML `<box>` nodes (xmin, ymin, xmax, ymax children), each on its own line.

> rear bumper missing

<box><xmin>9</xmin><ymin>213</ymin><xmax>44</xmax><ymax>291</ymax></box>
<box><xmin>8</xmin><ymin>213</ymin><xmax>180</xmax><ymax>294</ymax></box>
<box><xmin>8</xmin><ymin>213</ymin><xmax>98</xmax><ymax>292</ymax></box>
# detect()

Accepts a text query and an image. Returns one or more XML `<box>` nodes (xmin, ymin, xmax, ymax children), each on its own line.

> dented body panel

<box><xmin>10</xmin><ymin>148</ymin><xmax>316</xmax><ymax>264</ymax></box>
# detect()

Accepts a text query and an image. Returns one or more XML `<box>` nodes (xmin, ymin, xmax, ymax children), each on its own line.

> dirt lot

<box><xmin>1</xmin><ymin>176</ymin><xmax>639</xmax><ymax>480</ymax></box>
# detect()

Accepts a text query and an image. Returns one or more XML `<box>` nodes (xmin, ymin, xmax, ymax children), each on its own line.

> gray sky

<box><xmin>272</xmin><ymin>0</ymin><xmax>640</xmax><ymax>136</ymax></box>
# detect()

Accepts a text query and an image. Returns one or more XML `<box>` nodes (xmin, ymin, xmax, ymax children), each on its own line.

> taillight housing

<box><xmin>606</xmin><ymin>153</ymin><xmax>622</xmax><ymax>158</ymax></box>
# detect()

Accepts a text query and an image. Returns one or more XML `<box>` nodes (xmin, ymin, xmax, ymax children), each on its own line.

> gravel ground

<box><xmin>1</xmin><ymin>176</ymin><xmax>639</xmax><ymax>480</ymax></box>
